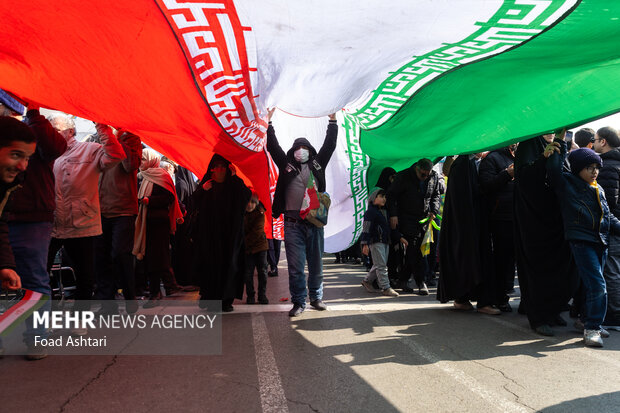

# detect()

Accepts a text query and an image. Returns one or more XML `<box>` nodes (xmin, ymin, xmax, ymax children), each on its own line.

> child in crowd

<box><xmin>546</xmin><ymin>134</ymin><xmax>620</xmax><ymax>347</ymax></box>
<box><xmin>360</xmin><ymin>189</ymin><xmax>406</xmax><ymax>297</ymax></box>
<box><xmin>243</xmin><ymin>192</ymin><xmax>269</xmax><ymax>304</ymax></box>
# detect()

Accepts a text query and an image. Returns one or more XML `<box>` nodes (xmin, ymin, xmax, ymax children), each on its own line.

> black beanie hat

<box><xmin>568</xmin><ymin>148</ymin><xmax>602</xmax><ymax>175</ymax></box>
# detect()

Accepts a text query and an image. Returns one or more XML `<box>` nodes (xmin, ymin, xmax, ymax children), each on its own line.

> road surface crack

<box><xmin>57</xmin><ymin>328</ymin><xmax>141</xmax><ymax>412</ymax></box>
<box><xmin>471</xmin><ymin>360</ymin><xmax>536</xmax><ymax>412</ymax></box>
<box><xmin>58</xmin><ymin>355</ymin><xmax>118</xmax><ymax>413</ymax></box>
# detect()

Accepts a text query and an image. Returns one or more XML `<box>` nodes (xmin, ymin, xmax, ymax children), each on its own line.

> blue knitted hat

<box><xmin>568</xmin><ymin>148</ymin><xmax>602</xmax><ymax>175</ymax></box>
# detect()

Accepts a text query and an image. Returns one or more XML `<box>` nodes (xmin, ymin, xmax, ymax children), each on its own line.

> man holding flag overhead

<box><xmin>266</xmin><ymin>109</ymin><xmax>337</xmax><ymax>317</ymax></box>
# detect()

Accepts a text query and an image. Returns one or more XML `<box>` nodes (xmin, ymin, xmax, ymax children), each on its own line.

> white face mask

<box><xmin>294</xmin><ymin>148</ymin><xmax>310</xmax><ymax>163</ymax></box>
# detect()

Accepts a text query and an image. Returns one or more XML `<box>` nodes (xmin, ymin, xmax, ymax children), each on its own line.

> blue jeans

<box><xmin>8</xmin><ymin>221</ymin><xmax>53</xmax><ymax>345</ymax></box>
<box><xmin>570</xmin><ymin>241</ymin><xmax>608</xmax><ymax>330</ymax></box>
<box><xmin>284</xmin><ymin>221</ymin><xmax>324</xmax><ymax>306</ymax></box>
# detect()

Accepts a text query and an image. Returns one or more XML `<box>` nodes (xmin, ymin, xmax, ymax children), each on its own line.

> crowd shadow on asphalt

<box><xmin>284</xmin><ymin>306</ymin><xmax>620</xmax><ymax>368</ymax></box>
<box><xmin>539</xmin><ymin>391</ymin><xmax>620</xmax><ymax>412</ymax></box>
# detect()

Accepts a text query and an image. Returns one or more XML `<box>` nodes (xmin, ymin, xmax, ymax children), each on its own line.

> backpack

<box><xmin>305</xmin><ymin>192</ymin><xmax>331</xmax><ymax>227</ymax></box>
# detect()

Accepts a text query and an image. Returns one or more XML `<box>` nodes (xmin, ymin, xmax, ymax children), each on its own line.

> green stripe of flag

<box><xmin>363</xmin><ymin>0</ymin><xmax>620</xmax><ymax>182</ymax></box>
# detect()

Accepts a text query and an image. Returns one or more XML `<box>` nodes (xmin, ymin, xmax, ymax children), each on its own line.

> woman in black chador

<box><xmin>513</xmin><ymin>134</ymin><xmax>579</xmax><ymax>335</ymax></box>
<box><xmin>437</xmin><ymin>155</ymin><xmax>497</xmax><ymax>314</ymax></box>
<box><xmin>190</xmin><ymin>154</ymin><xmax>251</xmax><ymax>312</ymax></box>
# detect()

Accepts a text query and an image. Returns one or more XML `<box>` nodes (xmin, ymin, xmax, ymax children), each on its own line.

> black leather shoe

<box><xmin>268</xmin><ymin>270</ymin><xmax>279</xmax><ymax>277</ymax></box>
<box><xmin>289</xmin><ymin>304</ymin><xmax>305</xmax><ymax>317</ymax></box>
<box><xmin>310</xmin><ymin>299</ymin><xmax>327</xmax><ymax>311</ymax></box>
<box><xmin>498</xmin><ymin>303</ymin><xmax>513</xmax><ymax>313</ymax></box>
<box><xmin>222</xmin><ymin>304</ymin><xmax>234</xmax><ymax>312</ymax></box>
<box><xmin>258</xmin><ymin>295</ymin><xmax>269</xmax><ymax>304</ymax></box>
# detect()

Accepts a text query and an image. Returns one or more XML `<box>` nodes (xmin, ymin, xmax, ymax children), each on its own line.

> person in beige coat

<box><xmin>47</xmin><ymin>115</ymin><xmax>124</xmax><ymax>314</ymax></box>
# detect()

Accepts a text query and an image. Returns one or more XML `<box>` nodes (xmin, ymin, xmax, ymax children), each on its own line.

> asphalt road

<box><xmin>2</xmin><ymin>256</ymin><xmax>620</xmax><ymax>413</ymax></box>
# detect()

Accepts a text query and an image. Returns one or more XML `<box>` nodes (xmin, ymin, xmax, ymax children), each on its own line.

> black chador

<box><xmin>513</xmin><ymin>136</ymin><xmax>578</xmax><ymax>329</ymax></box>
<box><xmin>438</xmin><ymin>155</ymin><xmax>494</xmax><ymax>306</ymax></box>
<box><xmin>190</xmin><ymin>154</ymin><xmax>251</xmax><ymax>307</ymax></box>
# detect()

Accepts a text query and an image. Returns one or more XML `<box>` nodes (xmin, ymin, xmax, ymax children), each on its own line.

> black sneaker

<box><xmin>289</xmin><ymin>304</ymin><xmax>305</xmax><ymax>317</ymax></box>
<box><xmin>258</xmin><ymin>295</ymin><xmax>269</xmax><ymax>305</ymax></box>
<box><xmin>310</xmin><ymin>299</ymin><xmax>327</xmax><ymax>311</ymax></box>
<box><xmin>268</xmin><ymin>270</ymin><xmax>279</xmax><ymax>277</ymax></box>
<box><xmin>246</xmin><ymin>296</ymin><xmax>255</xmax><ymax>305</ymax></box>
<box><xmin>222</xmin><ymin>304</ymin><xmax>234</xmax><ymax>312</ymax></box>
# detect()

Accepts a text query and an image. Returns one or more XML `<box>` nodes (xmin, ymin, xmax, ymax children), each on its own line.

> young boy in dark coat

<box><xmin>546</xmin><ymin>134</ymin><xmax>620</xmax><ymax>347</ymax></box>
<box><xmin>360</xmin><ymin>189</ymin><xmax>406</xmax><ymax>297</ymax></box>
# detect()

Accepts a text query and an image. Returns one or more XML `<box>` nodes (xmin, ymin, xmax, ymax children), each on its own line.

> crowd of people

<box><xmin>0</xmin><ymin>92</ymin><xmax>339</xmax><ymax>357</ymax></box>
<box><xmin>1</xmin><ymin>87</ymin><xmax>619</xmax><ymax>359</ymax></box>
<box><xmin>355</xmin><ymin>128</ymin><xmax>620</xmax><ymax>348</ymax></box>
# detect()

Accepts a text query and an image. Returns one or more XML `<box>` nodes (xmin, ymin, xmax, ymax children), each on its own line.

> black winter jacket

<box><xmin>267</xmin><ymin>120</ymin><xmax>338</xmax><ymax>217</ymax></box>
<box><xmin>0</xmin><ymin>177</ymin><xmax>23</xmax><ymax>269</ymax></box>
<box><xmin>4</xmin><ymin>109</ymin><xmax>67</xmax><ymax>222</ymax></box>
<box><xmin>478</xmin><ymin>148</ymin><xmax>515</xmax><ymax>221</ymax></box>
<box><xmin>387</xmin><ymin>162</ymin><xmax>442</xmax><ymax>236</ymax></box>
<box><xmin>547</xmin><ymin>139</ymin><xmax>620</xmax><ymax>245</ymax></box>
<box><xmin>597</xmin><ymin>148</ymin><xmax>620</xmax><ymax>219</ymax></box>
<box><xmin>360</xmin><ymin>203</ymin><xmax>401</xmax><ymax>246</ymax></box>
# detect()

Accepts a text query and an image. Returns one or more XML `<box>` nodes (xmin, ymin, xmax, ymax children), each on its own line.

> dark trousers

<box><xmin>48</xmin><ymin>236</ymin><xmax>96</xmax><ymax>305</ymax></box>
<box><xmin>387</xmin><ymin>243</ymin><xmax>402</xmax><ymax>279</ymax></box>
<box><xmin>245</xmin><ymin>251</ymin><xmax>268</xmax><ymax>298</ymax></box>
<box><xmin>94</xmin><ymin>216</ymin><xmax>136</xmax><ymax>304</ymax></box>
<box><xmin>171</xmin><ymin>222</ymin><xmax>195</xmax><ymax>285</ymax></box>
<box><xmin>144</xmin><ymin>218</ymin><xmax>172</xmax><ymax>297</ymax></box>
<box><xmin>490</xmin><ymin>220</ymin><xmax>516</xmax><ymax>305</ymax></box>
<box><xmin>398</xmin><ymin>237</ymin><xmax>425</xmax><ymax>286</ymax></box>
<box><xmin>267</xmin><ymin>239</ymin><xmax>281</xmax><ymax>272</ymax></box>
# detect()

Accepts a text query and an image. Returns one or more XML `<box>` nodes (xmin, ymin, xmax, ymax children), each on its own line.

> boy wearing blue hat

<box><xmin>545</xmin><ymin>132</ymin><xmax>620</xmax><ymax>347</ymax></box>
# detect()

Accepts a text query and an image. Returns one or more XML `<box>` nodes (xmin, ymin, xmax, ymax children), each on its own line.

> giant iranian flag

<box><xmin>1</xmin><ymin>0</ymin><xmax>619</xmax><ymax>251</ymax></box>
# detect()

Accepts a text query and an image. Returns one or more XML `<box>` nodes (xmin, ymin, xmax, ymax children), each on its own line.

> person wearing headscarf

<box><xmin>374</xmin><ymin>167</ymin><xmax>396</xmax><ymax>192</ymax></box>
<box><xmin>478</xmin><ymin>144</ymin><xmax>518</xmax><ymax>312</ymax></box>
<box><xmin>190</xmin><ymin>154</ymin><xmax>251</xmax><ymax>312</ymax></box>
<box><xmin>437</xmin><ymin>154</ymin><xmax>498</xmax><ymax>314</ymax></box>
<box><xmin>513</xmin><ymin>134</ymin><xmax>579</xmax><ymax>336</ymax></box>
<box><xmin>133</xmin><ymin>148</ymin><xmax>183</xmax><ymax>308</ymax></box>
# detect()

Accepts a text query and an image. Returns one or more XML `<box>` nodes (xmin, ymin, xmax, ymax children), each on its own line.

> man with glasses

<box><xmin>592</xmin><ymin>126</ymin><xmax>620</xmax><ymax>331</ymax></box>
<box><xmin>387</xmin><ymin>158</ymin><xmax>442</xmax><ymax>295</ymax></box>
